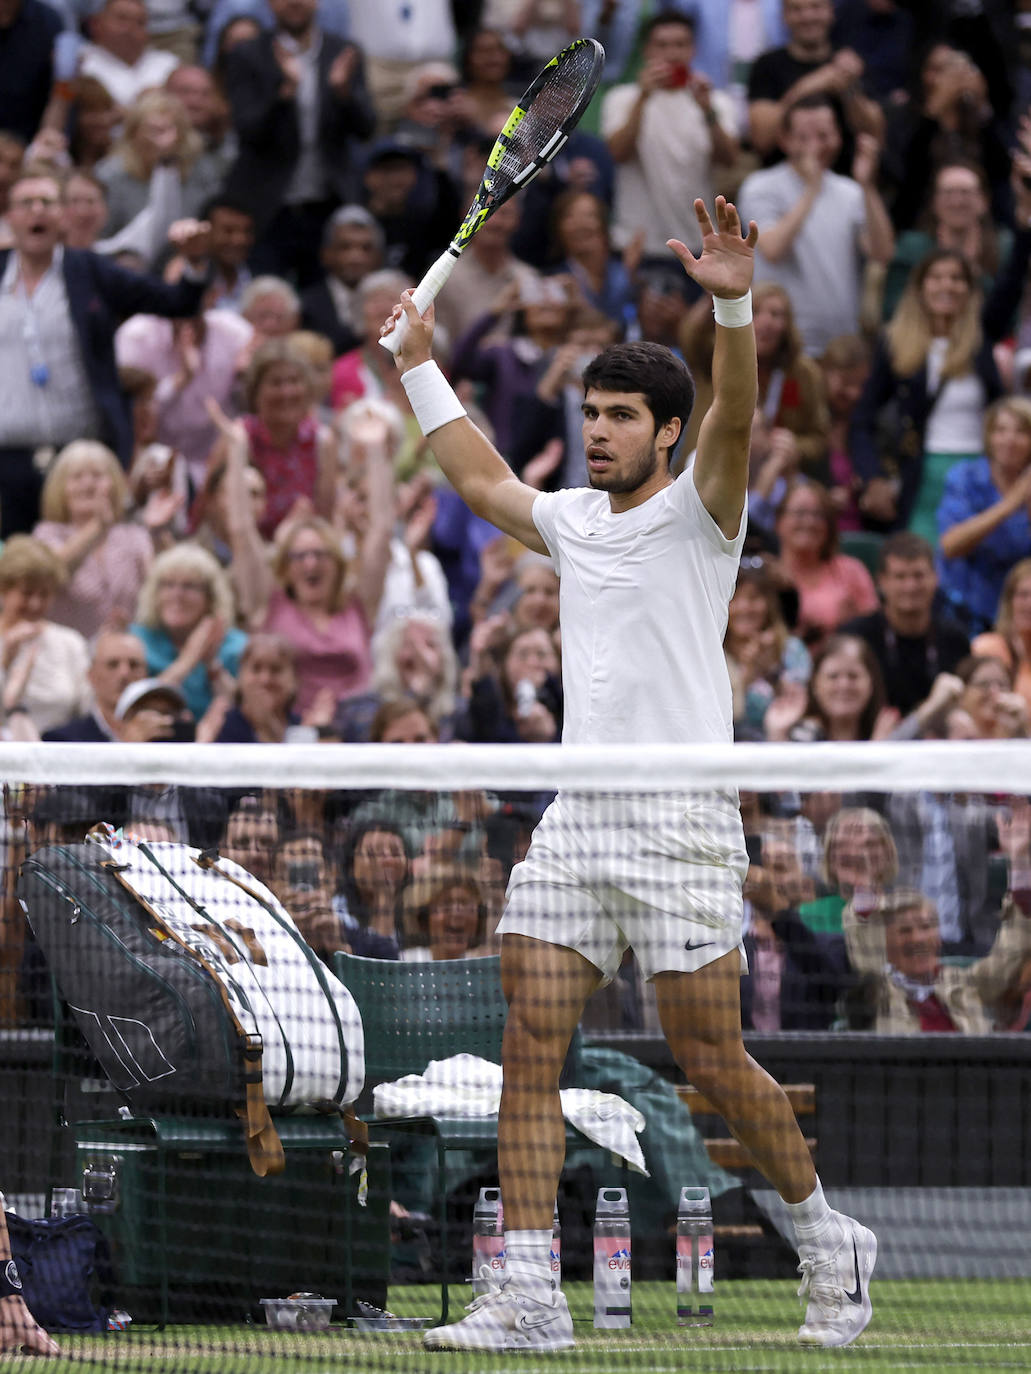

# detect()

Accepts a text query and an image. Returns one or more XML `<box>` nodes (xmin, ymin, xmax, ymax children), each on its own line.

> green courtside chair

<box><xmin>334</xmin><ymin>953</ymin><xmax>508</xmax><ymax>1322</ymax></box>
<box><xmin>334</xmin><ymin>952</ymin><xmax>588</xmax><ymax>1323</ymax></box>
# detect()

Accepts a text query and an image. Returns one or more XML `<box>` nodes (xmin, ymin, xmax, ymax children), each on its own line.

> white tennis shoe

<box><xmin>796</xmin><ymin>1212</ymin><xmax>877</xmax><ymax>1347</ymax></box>
<box><xmin>422</xmin><ymin>1269</ymin><xmax>574</xmax><ymax>1352</ymax></box>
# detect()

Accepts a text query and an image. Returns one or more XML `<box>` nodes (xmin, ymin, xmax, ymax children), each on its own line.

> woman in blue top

<box><xmin>131</xmin><ymin>543</ymin><xmax>247</xmax><ymax>719</ymax></box>
<box><xmin>937</xmin><ymin>397</ymin><xmax>1031</xmax><ymax>635</ymax></box>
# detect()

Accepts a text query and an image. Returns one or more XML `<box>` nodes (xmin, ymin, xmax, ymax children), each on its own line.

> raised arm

<box><xmin>667</xmin><ymin>197</ymin><xmax>759</xmax><ymax>537</ymax></box>
<box><xmin>386</xmin><ymin>298</ymin><xmax>549</xmax><ymax>556</ymax></box>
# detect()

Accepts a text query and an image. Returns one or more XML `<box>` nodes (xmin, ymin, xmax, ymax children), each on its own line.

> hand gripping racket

<box><xmin>380</xmin><ymin>36</ymin><xmax>605</xmax><ymax>354</ymax></box>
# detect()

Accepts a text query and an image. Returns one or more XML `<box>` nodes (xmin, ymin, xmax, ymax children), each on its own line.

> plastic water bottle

<box><xmin>472</xmin><ymin>1188</ymin><xmax>505</xmax><ymax>1296</ymax></box>
<box><xmin>593</xmin><ymin>1187</ymin><xmax>631</xmax><ymax>1328</ymax></box>
<box><xmin>550</xmin><ymin>1203</ymin><xmax>561</xmax><ymax>1290</ymax></box>
<box><xmin>676</xmin><ymin>1186</ymin><xmax>714</xmax><ymax>1326</ymax></box>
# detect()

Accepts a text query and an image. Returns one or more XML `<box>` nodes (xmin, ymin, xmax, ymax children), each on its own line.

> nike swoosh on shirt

<box><xmin>683</xmin><ymin>938</ymin><xmax>714</xmax><ymax>952</ymax></box>
<box><xmin>843</xmin><ymin>1238</ymin><xmax>864</xmax><ymax>1306</ymax></box>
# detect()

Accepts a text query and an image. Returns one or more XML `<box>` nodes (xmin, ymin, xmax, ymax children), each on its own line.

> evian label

<box><xmin>699</xmin><ymin>1237</ymin><xmax>714</xmax><ymax>1294</ymax></box>
<box><xmin>593</xmin><ymin>1237</ymin><xmax>631</xmax><ymax>1327</ymax></box>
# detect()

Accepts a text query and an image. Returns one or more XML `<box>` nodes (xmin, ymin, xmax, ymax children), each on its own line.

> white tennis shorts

<box><xmin>498</xmin><ymin>790</ymin><xmax>749</xmax><ymax>982</ymax></box>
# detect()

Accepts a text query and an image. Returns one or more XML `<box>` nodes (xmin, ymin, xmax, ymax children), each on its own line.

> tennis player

<box><xmin>385</xmin><ymin>195</ymin><xmax>877</xmax><ymax>1354</ymax></box>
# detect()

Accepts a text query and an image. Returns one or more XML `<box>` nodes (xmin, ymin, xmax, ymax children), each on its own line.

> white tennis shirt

<box><xmin>532</xmin><ymin>466</ymin><xmax>746</xmax><ymax>746</ymax></box>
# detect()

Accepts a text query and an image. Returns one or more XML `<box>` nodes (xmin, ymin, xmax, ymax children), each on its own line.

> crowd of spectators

<box><xmin>1</xmin><ymin>0</ymin><xmax>1031</xmax><ymax>1035</ymax></box>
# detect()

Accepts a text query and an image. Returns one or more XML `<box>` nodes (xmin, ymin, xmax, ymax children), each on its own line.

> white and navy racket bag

<box><xmin>18</xmin><ymin>826</ymin><xmax>365</xmax><ymax>1176</ymax></box>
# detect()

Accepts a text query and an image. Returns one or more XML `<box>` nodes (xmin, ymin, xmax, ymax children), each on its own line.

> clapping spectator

<box><xmin>203</xmin><ymin>632</ymin><xmax>320</xmax><ymax>743</ymax></box>
<box><xmin>843</xmin><ymin>798</ymin><xmax>1031</xmax><ymax>1032</ymax></box>
<box><xmin>0</xmin><ymin>538</ymin><xmax>91</xmax><ymax>737</ymax></box>
<box><xmin>96</xmin><ymin>90</ymin><xmax>221</xmax><ymax>247</ymax></box>
<box><xmin>724</xmin><ymin>561</ymin><xmax>810</xmax><ymax>739</ymax></box>
<box><xmin>884</xmin><ymin>43</ymin><xmax>1012</xmax><ymax>234</ymax></box>
<box><xmin>740</xmin><ymin>94</ymin><xmax>893</xmax><ymax>356</ymax></box>
<box><xmin>0</xmin><ymin>533</ymin><xmax>91</xmax><ymax>741</ymax></box>
<box><xmin>971</xmin><ymin>559</ymin><xmax>1031</xmax><ymax>715</ymax></box>
<box><xmin>850</xmin><ymin>152</ymin><xmax>1031</xmax><ymax>544</ymax></box>
<box><xmin>772</xmin><ymin>632</ymin><xmax>897</xmax><ymax>743</ymax></box>
<box><xmin>937</xmin><ymin>399</ymin><xmax>1031</xmax><ymax>636</ymax></box>
<box><xmin>333</xmin><ymin>612</ymin><xmax>459</xmax><ymax>742</ymax></box>
<box><xmin>33</xmin><ymin>441</ymin><xmax>157</xmax><ymax>640</ymax></box>
<box><xmin>953</xmin><ymin>653</ymin><xmax>1029</xmax><ymax>740</ymax></box>
<box><xmin>450</xmin><ymin>276</ymin><xmax>578</xmax><ymax>460</ymax></box>
<box><xmin>745</xmin><ymin>283</ymin><xmax>831</xmax><ymax>529</ymax></box>
<box><xmin>232</xmin><ymin>340</ymin><xmax>337</xmax><ymax>539</ymax></box>
<box><xmin>239</xmin><ymin>275</ymin><xmax>301</xmax><ymax>350</ymax></box>
<box><xmin>222</xmin><ymin>0</ymin><xmax>375</xmax><ymax>287</ymax></box>
<box><xmin>746</xmin><ymin>0</ymin><xmax>884</xmax><ymax>168</ymax></box>
<box><xmin>402</xmin><ymin>864</ymin><xmax>490</xmax><ymax>962</ymax></box>
<box><xmin>333</xmin><ymin>820</ymin><xmax>413</xmax><ymax>959</ymax></box>
<box><xmin>131</xmin><ymin>544</ymin><xmax>246</xmax><ymax>719</ymax></box>
<box><xmin>116</xmin><ymin>305</ymin><xmax>253</xmax><ymax>490</ymax></box>
<box><xmin>772</xmin><ymin>478</ymin><xmax>878</xmax><ymax>645</ymax></box>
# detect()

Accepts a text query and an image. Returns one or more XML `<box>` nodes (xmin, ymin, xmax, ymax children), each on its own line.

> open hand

<box><xmin>666</xmin><ymin>197</ymin><xmax>758</xmax><ymax>301</ymax></box>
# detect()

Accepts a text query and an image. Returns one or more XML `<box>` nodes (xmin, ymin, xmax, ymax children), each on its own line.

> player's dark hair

<box><xmin>642</xmin><ymin>8</ymin><xmax>695</xmax><ymax>41</ymax></box>
<box><xmin>581</xmin><ymin>341</ymin><xmax>695</xmax><ymax>439</ymax></box>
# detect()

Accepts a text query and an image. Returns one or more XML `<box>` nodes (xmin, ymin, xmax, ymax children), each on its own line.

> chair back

<box><xmin>333</xmin><ymin>953</ymin><xmax>506</xmax><ymax>1088</ymax></box>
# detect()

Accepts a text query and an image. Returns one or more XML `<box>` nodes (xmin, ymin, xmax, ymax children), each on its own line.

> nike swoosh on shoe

<box><xmin>843</xmin><ymin>1237</ymin><xmax>863</xmax><ymax>1306</ymax></box>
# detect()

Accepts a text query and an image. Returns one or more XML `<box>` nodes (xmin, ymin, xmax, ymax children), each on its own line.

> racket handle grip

<box><xmin>379</xmin><ymin>248</ymin><xmax>460</xmax><ymax>355</ymax></box>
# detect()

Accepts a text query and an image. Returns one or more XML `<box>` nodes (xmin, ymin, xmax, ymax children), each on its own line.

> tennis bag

<box><xmin>18</xmin><ymin>827</ymin><xmax>365</xmax><ymax>1177</ymax></box>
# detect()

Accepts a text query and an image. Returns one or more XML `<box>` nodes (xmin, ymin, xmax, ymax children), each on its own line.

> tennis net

<box><xmin>1</xmin><ymin>738</ymin><xmax>1029</xmax><ymax>1370</ymax></box>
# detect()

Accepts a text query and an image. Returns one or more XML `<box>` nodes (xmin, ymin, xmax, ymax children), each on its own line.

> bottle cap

<box><xmin>595</xmin><ymin>1187</ymin><xmax>629</xmax><ymax>1217</ymax></box>
<box><xmin>678</xmin><ymin>1186</ymin><xmax>711</xmax><ymax>1214</ymax></box>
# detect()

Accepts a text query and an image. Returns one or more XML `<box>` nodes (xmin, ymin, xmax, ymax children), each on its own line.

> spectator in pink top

<box><xmin>214</xmin><ymin>404</ymin><xmax>394</xmax><ymax>713</ymax></box>
<box><xmin>774</xmin><ymin>477</ymin><xmax>878</xmax><ymax>647</ymax></box>
<box><xmin>237</xmin><ymin>340</ymin><xmax>339</xmax><ymax>540</ymax></box>
<box><xmin>115</xmin><ymin>307</ymin><xmax>253</xmax><ymax>489</ymax></box>
<box><xmin>33</xmin><ymin>441</ymin><xmax>161</xmax><ymax>642</ymax></box>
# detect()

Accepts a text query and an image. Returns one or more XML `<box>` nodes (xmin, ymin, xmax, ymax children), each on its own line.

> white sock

<box><xmin>785</xmin><ymin>1180</ymin><xmax>842</xmax><ymax>1252</ymax></box>
<box><xmin>504</xmin><ymin>1229</ymin><xmax>553</xmax><ymax>1302</ymax></box>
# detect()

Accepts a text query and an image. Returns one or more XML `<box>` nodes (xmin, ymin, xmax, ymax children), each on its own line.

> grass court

<box><xmin>12</xmin><ymin>1278</ymin><xmax>1029</xmax><ymax>1373</ymax></box>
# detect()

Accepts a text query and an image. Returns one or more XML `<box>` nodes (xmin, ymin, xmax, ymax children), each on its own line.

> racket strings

<box><xmin>492</xmin><ymin>48</ymin><xmax>600</xmax><ymax>189</ymax></box>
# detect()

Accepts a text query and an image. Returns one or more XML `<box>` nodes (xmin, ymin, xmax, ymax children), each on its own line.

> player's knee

<box><xmin>502</xmin><ymin>1003</ymin><xmax>574</xmax><ymax>1082</ymax></box>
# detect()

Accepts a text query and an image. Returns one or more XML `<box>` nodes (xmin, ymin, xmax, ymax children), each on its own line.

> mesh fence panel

<box><xmin>1</xmin><ymin>740</ymin><xmax>1029</xmax><ymax>1369</ymax></box>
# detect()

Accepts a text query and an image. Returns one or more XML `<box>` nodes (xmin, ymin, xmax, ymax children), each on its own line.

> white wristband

<box><xmin>712</xmin><ymin>291</ymin><xmax>753</xmax><ymax>328</ymax></box>
<box><xmin>400</xmin><ymin>360</ymin><xmax>467</xmax><ymax>436</ymax></box>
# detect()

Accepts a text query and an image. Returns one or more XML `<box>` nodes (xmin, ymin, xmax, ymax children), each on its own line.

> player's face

<box><xmin>581</xmin><ymin>389</ymin><xmax>677</xmax><ymax>499</ymax></box>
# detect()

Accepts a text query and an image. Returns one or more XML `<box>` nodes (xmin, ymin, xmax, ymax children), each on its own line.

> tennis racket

<box><xmin>380</xmin><ymin>36</ymin><xmax>605</xmax><ymax>355</ymax></box>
